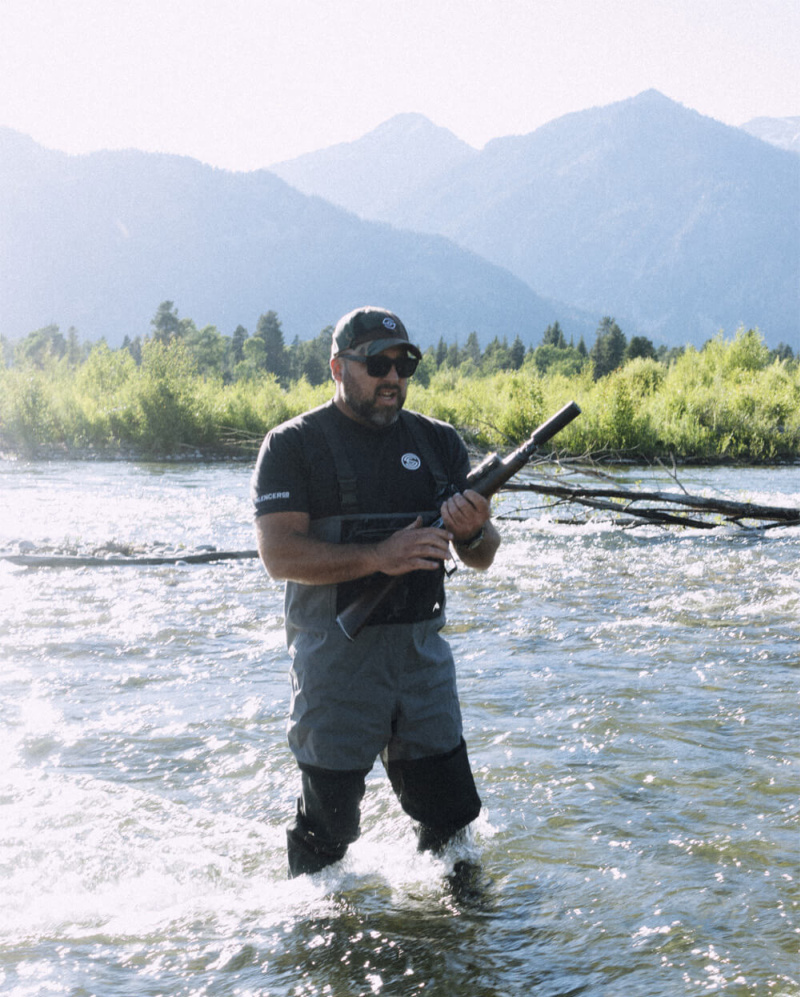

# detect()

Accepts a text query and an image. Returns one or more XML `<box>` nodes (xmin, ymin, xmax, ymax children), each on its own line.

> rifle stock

<box><xmin>336</xmin><ymin>400</ymin><xmax>581</xmax><ymax>640</ymax></box>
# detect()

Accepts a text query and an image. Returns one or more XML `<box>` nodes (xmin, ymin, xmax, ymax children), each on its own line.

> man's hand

<box><xmin>372</xmin><ymin>516</ymin><xmax>453</xmax><ymax>576</ymax></box>
<box><xmin>440</xmin><ymin>489</ymin><xmax>501</xmax><ymax>570</ymax></box>
<box><xmin>440</xmin><ymin>489</ymin><xmax>491</xmax><ymax>544</ymax></box>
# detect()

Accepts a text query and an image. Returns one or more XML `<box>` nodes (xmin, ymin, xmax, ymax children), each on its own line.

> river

<box><xmin>0</xmin><ymin>460</ymin><xmax>798</xmax><ymax>997</ymax></box>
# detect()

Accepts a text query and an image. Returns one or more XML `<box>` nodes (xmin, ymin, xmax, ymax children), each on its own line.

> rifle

<box><xmin>336</xmin><ymin>400</ymin><xmax>581</xmax><ymax>641</ymax></box>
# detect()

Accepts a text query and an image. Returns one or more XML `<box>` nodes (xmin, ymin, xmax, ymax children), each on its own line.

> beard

<box><xmin>340</xmin><ymin>369</ymin><xmax>407</xmax><ymax>428</ymax></box>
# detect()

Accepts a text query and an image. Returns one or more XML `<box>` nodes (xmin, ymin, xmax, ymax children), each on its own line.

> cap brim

<box><xmin>363</xmin><ymin>337</ymin><xmax>422</xmax><ymax>359</ymax></box>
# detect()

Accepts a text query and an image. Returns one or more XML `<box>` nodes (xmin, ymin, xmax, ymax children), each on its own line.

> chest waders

<box><xmin>284</xmin><ymin>410</ymin><xmax>482</xmax><ymax>877</ymax></box>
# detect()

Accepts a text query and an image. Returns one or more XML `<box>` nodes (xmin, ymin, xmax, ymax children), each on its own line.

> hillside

<box><xmin>273</xmin><ymin>92</ymin><xmax>800</xmax><ymax>349</ymax></box>
<box><xmin>0</xmin><ymin>127</ymin><xmax>585</xmax><ymax>350</ymax></box>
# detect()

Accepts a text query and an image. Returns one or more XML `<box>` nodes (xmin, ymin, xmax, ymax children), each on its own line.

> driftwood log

<box><xmin>501</xmin><ymin>467</ymin><xmax>800</xmax><ymax>530</ymax></box>
<box><xmin>1</xmin><ymin>549</ymin><xmax>259</xmax><ymax>568</ymax></box>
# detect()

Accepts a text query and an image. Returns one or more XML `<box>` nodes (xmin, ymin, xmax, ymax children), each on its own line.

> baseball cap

<box><xmin>331</xmin><ymin>306</ymin><xmax>422</xmax><ymax>360</ymax></box>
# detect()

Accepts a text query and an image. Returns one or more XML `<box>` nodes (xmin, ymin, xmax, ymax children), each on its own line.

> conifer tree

<box><xmin>254</xmin><ymin>311</ymin><xmax>288</xmax><ymax>380</ymax></box>
<box><xmin>590</xmin><ymin>317</ymin><xmax>627</xmax><ymax>379</ymax></box>
<box><xmin>445</xmin><ymin>339</ymin><xmax>460</xmax><ymax>368</ymax></box>
<box><xmin>542</xmin><ymin>321</ymin><xmax>566</xmax><ymax>348</ymax></box>
<box><xmin>150</xmin><ymin>301</ymin><xmax>184</xmax><ymax>343</ymax></box>
<box><xmin>230</xmin><ymin>325</ymin><xmax>248</xmax><ymax>366</ymax></box>
<box><xmin>464</xmin><ymin>331</ymin><xmax>481</xmax><ymax>365</ymax></box>
<box><xmin>510</xmin><ymin>335</ymin><xmax>526</xmax><ymax>369</ymax></box>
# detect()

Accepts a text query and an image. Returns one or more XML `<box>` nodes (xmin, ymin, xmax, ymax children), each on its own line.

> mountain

<box><xmin>270</xmin><ymin>112</ymin><xmax>478</xmax><ymax>221</ymax></box>
<box><xmin>272</xmin><ymin>92</ymin><xmax>800</xmax><ymax>349</ymax></box>
<box><xmin>741</xmin><ymin>116</ymin><xmax>800</xmax><ymax>155</ymax></box>
<box><xmin>0</xmin><ymin>127</ymin><xmax>589</xmax><ymax>350</ymax></box>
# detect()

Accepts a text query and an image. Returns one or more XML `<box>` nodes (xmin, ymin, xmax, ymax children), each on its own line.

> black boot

<box><xmin>286</xmin><ymin>764</ymin><xmax>369</xmax><ymax>878</ymax></box>
<box><xmin>286</xmin><ymin>824</ymin><xmax>348</xmax><ymax>878</ymax></box>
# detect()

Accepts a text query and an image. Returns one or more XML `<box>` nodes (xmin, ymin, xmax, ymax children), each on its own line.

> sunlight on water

<box><xmin>1</xmin><ymin>461</ymin><xmax>798</xmax><ymax>996</ymax></box>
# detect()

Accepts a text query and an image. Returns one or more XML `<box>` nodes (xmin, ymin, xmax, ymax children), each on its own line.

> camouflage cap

<box><xmin>330</xmin><ymin>306</ymin><xmax>422</xmax><ymax>360</ymax></box>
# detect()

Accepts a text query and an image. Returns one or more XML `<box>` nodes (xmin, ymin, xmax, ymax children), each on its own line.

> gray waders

<box><xmin>283</xmin><ymin>412</ymin><xmax>481</xmax><ymax>877</ymax></box>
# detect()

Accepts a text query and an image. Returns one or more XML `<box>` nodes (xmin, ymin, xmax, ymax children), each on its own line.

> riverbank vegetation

<box><xmin>1</xmin><ymin>304</ymin><xmax>798</xmax><ymax>462</ymax></box>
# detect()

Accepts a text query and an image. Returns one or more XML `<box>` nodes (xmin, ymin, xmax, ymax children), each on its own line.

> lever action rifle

<box><xmin>336</xmin><ymin>399</ymin><xmax>581</xmax><ymax>641</ymax></box>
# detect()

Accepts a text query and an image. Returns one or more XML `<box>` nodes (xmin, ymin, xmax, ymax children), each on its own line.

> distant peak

<box><xmin>633</xmin><ymin>88</ymin><xmax>671</xmax><ymax>102</ymax></box>
<box><xmin>610</xmin><ymin>89</ymin><xmax>700</xmax><ymax>122</ymax></box>
<box><xmin>270</xmin><ymin>113</ymin><xmax>475</xmax><ymax>170</ymax></box>
<box><xmin>367</xmin><ymin>113</ymin><xmax>474</xmax><ymax>148</ymax></box>
<box><xmin>373</xmin><ymin>112</ymin><xmax>436</xmax><ymax>130</ymax></box>
<box><xmin>620</xmin><ymin>90</ymin><xmax>687</xmax><ymax>114</ymax></box>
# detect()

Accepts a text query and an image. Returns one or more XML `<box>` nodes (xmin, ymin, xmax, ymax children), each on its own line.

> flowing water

<box><xmin>0</xmin><ymin>459</ymin><xmax>798</xmax><ymax>997</ymax></box>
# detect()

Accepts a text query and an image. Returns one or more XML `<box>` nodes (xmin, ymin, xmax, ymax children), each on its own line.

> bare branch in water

<box><xmin>499</xmin><ymin>457</ymin><xmax>800</xmax><ymax>530</ymax></box>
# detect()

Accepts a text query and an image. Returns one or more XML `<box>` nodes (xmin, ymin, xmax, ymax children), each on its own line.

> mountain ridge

<box><xmin>0</xmin><ymin>126</ymin><xmax>584</xmax><ymax>350</ymax></box>
<box><xmin>272</xmin><ymin>91</ymin><xmax>799</xmax><ymax>349</ymax></box>
<box><xmin>2</xmin><ymin>90</ymin><xmax>797</xmax><ymax>353</ymax></box>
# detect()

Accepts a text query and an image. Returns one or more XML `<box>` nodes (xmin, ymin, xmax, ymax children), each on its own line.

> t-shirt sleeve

<box><xmin>250</xmin><ymin>422</ymin><xmax>310</xmax><ymax>518</ymax></box>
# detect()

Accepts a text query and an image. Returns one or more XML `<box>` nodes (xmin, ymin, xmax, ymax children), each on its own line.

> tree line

<box><xmin>2</xmin><ymin>301</ymin><xmax>795</xmax><ymax>386</ymax></box>
<box><xmin>2</xmin><ymin>302</ymin><xmax>798</xmax><ymax>462</ymax></box>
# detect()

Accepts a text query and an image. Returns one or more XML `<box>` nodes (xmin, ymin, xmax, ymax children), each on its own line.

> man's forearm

<box><xmin>257</xmin><ymin>528</ymin><xmax>379</xmax><ymax>585</ymax></box>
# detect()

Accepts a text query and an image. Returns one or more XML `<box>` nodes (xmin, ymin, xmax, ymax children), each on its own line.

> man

<box><xmin>252</xmin><ymin>305</ymin><xmax>501</xmax><ymax>877</ymax></box>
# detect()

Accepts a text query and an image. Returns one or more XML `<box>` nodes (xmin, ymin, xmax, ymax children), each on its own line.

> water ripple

<box><xmin>1</xmin><ymin>462</ymin><xmax>798</xmax><ymax>996</ymax></box>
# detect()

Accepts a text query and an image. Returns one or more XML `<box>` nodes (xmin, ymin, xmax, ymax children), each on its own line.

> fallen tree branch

<box><xmin>502</xmin><ymin>477</ymin><xmax>800</xmax><ymax>529</ymax></box>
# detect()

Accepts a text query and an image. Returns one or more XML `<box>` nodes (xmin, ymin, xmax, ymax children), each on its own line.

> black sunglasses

<box><xmin>341</xmin><ymin>353</ymin><xmax>419</xmax><ymax>378</ymax></box>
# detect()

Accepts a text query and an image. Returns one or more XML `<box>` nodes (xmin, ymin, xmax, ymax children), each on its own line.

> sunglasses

<box><xmin>340</xmin><ymin>353</ymin><xmax>419</xmax><ymax>378</ymax></box>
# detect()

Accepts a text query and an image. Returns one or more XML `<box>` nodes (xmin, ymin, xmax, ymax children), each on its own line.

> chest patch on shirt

<box><xmin>401</xmin><ymin>452</ymin><xmax>422</xmax><ymax>471</ymax></box>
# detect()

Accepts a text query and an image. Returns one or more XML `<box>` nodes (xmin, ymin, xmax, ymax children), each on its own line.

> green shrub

<box><xmin>1</xmin><ymin>326</ymin><xmax>797</xmax><ymax>462</ymax></box>
<box><xmin>0</xmin><ymin>368</ymin><xmax>60</xmax><ymax>447</ymax></box>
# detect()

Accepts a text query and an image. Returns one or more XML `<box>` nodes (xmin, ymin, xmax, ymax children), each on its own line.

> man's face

<box><xmin>333</xmin><ymin>346</ymin><xmax>409</xmax><ymax>428</ymax></box>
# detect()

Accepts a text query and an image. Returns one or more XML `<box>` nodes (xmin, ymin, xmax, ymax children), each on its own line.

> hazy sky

<box><xmin>2</xmin><ymin>0</ymin><xmax>798</xmax><ymax>171</ymax></box>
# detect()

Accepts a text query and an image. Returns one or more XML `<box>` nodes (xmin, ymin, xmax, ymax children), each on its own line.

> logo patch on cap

<box><xmin>401</xmin><ymin>453</ymin><xmax>421</xmax><ymax>471</ymax></box>
<box><xmin>382</xmin><ymin>317</ymin><xmax>397</xmax><ymax>330</ymax></box>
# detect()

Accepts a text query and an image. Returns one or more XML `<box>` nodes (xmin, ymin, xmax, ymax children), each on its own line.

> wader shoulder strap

<box><xmin>317</xmin><ymin>413</ymin><xmax>360</xmax><ymax>516</ymax></box>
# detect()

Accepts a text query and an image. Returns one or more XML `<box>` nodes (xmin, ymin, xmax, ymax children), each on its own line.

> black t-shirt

<box><xmin>252</xmin><ymin>401</ymin><xmax>470</xmax><ymax>522</ymax></box>
<box><xmin>251</xmin><ymin>401</ymin><xmax>471</xmax><ymax>624</ymax></box>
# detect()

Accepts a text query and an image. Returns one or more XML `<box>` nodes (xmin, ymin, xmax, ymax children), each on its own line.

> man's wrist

<box><xmin>456</xmin><ymin>527</ymin><xmax>485</xmax><ymax>551</ymax></box>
